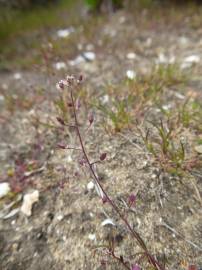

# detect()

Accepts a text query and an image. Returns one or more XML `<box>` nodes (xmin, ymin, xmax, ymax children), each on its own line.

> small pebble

<box><xmin>87</xmin><ymin>181</ymin><xmax>94</xmax><ymax>191</ymax></box>
<box><xmin>88</xmin><ymin>233</ymin><xmax>96</xmax><ymax>241</ymax></box>
<box><xmin>57</xmin><ymin>27</ymin><xmax>74</xmax><ymax>38</ymax></box>
<box><xmin>21</xmin><ymin>190</ymin><xmax>39</xmax><ymax>217</ymax></box>
<box><xmin>54</xmin><ymin>62</ymin><xmax>67</xmax><ymax>70</ymax></box>
<box><xmin>83</xmin><ymin>51</ymin><xmax>96</xmax><ymax>61</ymax></box>
<box><xmin>101</xmin><ymin>218</ymin><xmax>115</xmax><ymax>227</ymax></box>
<box><xmin>13</xmin><ymin>73</ymin><xmax>22</xmax><ymax>80</ymax></box>
<box><xmin>126</xmin><ymin>70</ymin><xmax>136</xmax><ymax>80</ymax></box>
<box><xmin>0</xmin><ymin>182</ymin><xmax>10</xmax><ymax>198</ymax></box>
<box><xmin>126</xmin><ymin>52</ymin><xmax>136</xmax><ymax>60</ymax></box>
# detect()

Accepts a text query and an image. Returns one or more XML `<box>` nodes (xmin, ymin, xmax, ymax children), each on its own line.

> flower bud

<box><xmin>88</xmin><ymin>112</ymin><xmax>94</xmax><ymax>125</ymax></box>
<box><xmin>100</xmin><ymin>153</ymin><xmax>107</xmax><ymax>161</ymax></box>
<box><xmin>78</xmin><ymin>74</ymin><xmax>83</xmax><ymax>83</ymax></box>
<box><xmin>56</xmin><ymin>117</ymin><xmax>65</xmax><ymax>125</ymax></box>
<box><xmin>102</xmin><ymin>196</ymin><xmax>108</xmax><ymax>204</ymax></box>
<box><xmin>66</xmin><ymin>75</ymin><xmax>75</xmax><ymax>85</ymax></box>
<box><xmin>132</xmin><ymin>264</ymin><xmax>141</xmax><ymax>270</ymax></box>
<box><xmin>57</xmin><ymin>80</ymin><xmax>65</xmax><ymax>90</ymax></box>
<box><xmin>128</xmin><ymin>194</ymin><xmax>136</xmax><ymax>206</ymax></box>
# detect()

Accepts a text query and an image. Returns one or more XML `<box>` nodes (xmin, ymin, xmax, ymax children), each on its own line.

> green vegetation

<box><xmin>138</xmin><ymin>120</ymin><xmax>187</xmax><ymax>174</ymax></box>
<box><xmin>96</xmin><ymin>64</ymin><xmax>187</xmax><ymax>132</ymax></box>
<box><xmin>0</xmin><ymin>0</ymin><xmax>79</xmax><ymax>49</ymax></box>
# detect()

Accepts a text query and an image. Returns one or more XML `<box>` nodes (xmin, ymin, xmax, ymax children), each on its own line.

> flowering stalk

<box><xmin>57</xmin><ymin>75</ymin><xmax>165</xmax><ymax>270</ymax></box>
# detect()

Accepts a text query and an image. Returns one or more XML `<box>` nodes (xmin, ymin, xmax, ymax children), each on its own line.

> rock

<box><xmin>21</xmin><ymin>190</ymin><xmax>39</xmax><ymax>217</ymax></box>
<box><xmin>181</xmin><ymin>54</ymin><xmax>200</xmax><ymax>69</ymax></box>
<box><xmin>162</xmin><ymin>104</ymin><xmax>172</xmax><ymax>111</ymax></box>
<box><xmin>100</xmin><ymin>94</ymin><xmax>109</xmax><ymax>104</ymax></box>
<box><xmin>101</xmin><ymin>218</ymin><xmax>115</xmax><ymax>226</ymax></box>
<box><xmin>0</xmin><ymin>95</ymin><xmax>5</xmax><ymax>102</ymax></box>
<box><xmin>87</xmin><ymin>181</ymin><xmax>94</xmax><ymax>191</ymax></box>
<box><xmin>69</xmin><ymin>51</ymin><xmax>96</xmax><ymax>66</ymax></box>
<box><xmin>54</xmin><ymin>62</ymin><xmax>67</xmax><ymax>70</ymax></box>
<box><xmin>156</xmin><ymin>53</ymin><xmax>175</xmax><ymax>64</ymax></box>
<box><xmin>126</xmin><ymin>70</ymin><xmax>136</xmax><ymax>80</ymax></box>
<box><xmin>82</xmin><ymin>51</ymin><xmax>96</xmax><ymax>61</ymax></box>
<box><xmin>194</xmin><ymin>145</ymin><xmax>202</xmax><ymax>154</ymax></box>
<box><xmin>184</xmin><ymin>55</ymin><xmax>200</xmax><ymax>63</ymax></box>
<box><xmin>88</xmin><ymin>233</ymin><xmax>96</xmax><ymax>241</ymax></box>
<box><xmin>69</xmin><ymin>55</ymin><xmax>85</xmax><ymax>66</ymax></box>
<box><xmin>0</xmin><ymin>182</ymin><xmax>10</xmax><ymax>198</ymax></box>
<box><xmin>57</xmin><ymin>27</ymin><xmax>74</xmax><ymax>38</ymax></box>
<box><xmin>13</xmin><ymin>73</ymin><xmax>22</xmax><ymax>80</ymax></box>
<box><xmin>126</xmin><ymin>52</ymin><xmax>136</xmax><ymax>60</ymax></box>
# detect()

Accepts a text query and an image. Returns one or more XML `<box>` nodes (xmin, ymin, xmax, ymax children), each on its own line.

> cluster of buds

<box><xmin>56</xmin><ymin>74</ymin><xmax>83</xmax><ymax>90</ymax></box>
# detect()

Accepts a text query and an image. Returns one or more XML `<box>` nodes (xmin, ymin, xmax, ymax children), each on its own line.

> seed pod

<box><xmin>57</xmin><ymin>143</ymin><xmax>66</xmax><ymax>149</ymax></box>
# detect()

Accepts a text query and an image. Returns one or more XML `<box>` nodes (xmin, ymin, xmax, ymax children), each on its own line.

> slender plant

<box><xmin>56</xmin><ymin>75</ymin><xmax>165</xmax><ymax>270</ymax></box>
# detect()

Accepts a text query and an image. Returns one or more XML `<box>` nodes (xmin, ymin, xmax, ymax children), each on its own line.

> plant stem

<box><xmin>70</xmin><ymin>88</ymin><xmax>164</xmax><ymax>270</ymax></box>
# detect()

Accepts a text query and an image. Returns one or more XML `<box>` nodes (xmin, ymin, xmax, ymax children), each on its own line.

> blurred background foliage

<box><xmin>0</xmin><ymin>0</ymin><xmax>77</xmax><ymax>43</ymax></box>
<box><xmin>0</xmin><ymin>0</ymin><xmax>201</xmax><ymax>53</ymax></box>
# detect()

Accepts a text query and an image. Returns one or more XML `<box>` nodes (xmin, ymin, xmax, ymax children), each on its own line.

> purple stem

<box><xmin>70</xmin><ymin>88</ymin><xmax>164</xmax><ymax>270</ymax></box>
